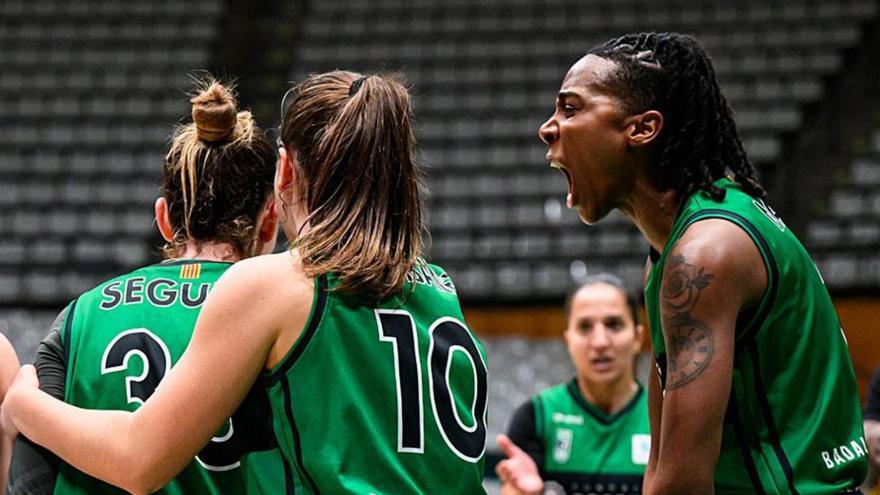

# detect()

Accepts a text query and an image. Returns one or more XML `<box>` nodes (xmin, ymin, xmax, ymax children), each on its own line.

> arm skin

<box><xmin>0</xmin><ymin>334</ymin><xmax>21</xmax><ymax>492</ymax></box>
<box><xmin>643</xmin><ymin>256</ymin><xmax>662</xmax><ymax>494</ymax></box>
<box><xmin>646</xmin><ymin>219</ymin><xmax>767</xmax><ymax>495</ymax></box>
<box><xmin>643</xmin><ymin>356</ymin><xmax>663</xmax><ymax>493</ymax></box>
<box><xmin>2</xmin><ymin>253</ymin><xmax>313</xmax><ymax>495</ymax></box>
<box><xmin>862</xmin><ymin>420</ymin><xmax>880</xmax><ymax>491</ymax></box>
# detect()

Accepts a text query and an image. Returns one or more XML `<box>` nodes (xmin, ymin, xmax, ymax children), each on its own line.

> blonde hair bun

<box><xmin>190</xmin><ymin>82</ymin><xmax>237</xmax><ymax>142</ymax></box>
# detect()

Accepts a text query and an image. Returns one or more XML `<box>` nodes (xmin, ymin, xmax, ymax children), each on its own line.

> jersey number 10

<box><xmin>376</xmin><ymin>310</ymin><xmax>488</xmax><ymax>463</ymax></box>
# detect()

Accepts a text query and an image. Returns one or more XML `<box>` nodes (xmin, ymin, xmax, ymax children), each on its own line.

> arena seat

<box><xmin>0</xmin><ymin>0</ymin><xmax>223</xmax><ymax>304</ymax></box>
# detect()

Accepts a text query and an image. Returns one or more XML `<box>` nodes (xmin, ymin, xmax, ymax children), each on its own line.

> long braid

<box><xmin>587</xmin><ymin>33</ymin><xmax>767</xmax><ymax>201</ymax></box>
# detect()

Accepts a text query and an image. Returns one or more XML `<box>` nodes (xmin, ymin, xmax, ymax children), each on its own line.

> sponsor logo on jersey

<box><xmin>405</xmin><ymin>259</ymin><xmax>456</xmax><ymax>294</ymax></box>
<box><xmin>180</xmin><ymin>263</ymin><xmax>202</xmax><ymax>279</ymax></box>
<box><xmin>821</xmin><ymin>436</ymin><xmax>867</xmax><ymax>469</ymax></box>
<box><xmin>631</xmin><ymin>434</ymin><xmax>651</xmax><ymax>465</ymax></box>
<box><xmin>100</xmin><ymin>277</ymin><xmax>212</xmax><ymax>310</ymax></box>
<box><xmin>752</xmin><ymin>199</ymin><xmax>787</xmax><ymax>232</ymax></box>
<box><xmin>553</xmin><ymin>428</ymin><xmax>573</xmax><ymax>464</ymax></box>
<box><xmin>551</xmin><ymin>413</ymin><xmax>584</xmax><ymax>425</ymax></box>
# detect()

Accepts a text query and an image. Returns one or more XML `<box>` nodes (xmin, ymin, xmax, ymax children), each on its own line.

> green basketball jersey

<box><xmin>535</xmin><ymin>380</ymin><xmax>649</xmax><ymax>494</ymax></box>
<box><xmin>645</xmin><ymin>179</ymin><xmax>867</xmax><ymax>494</ymax></box>
<box><xmin>57</xmin><ymin>260</ymin><xmax>284</xmax><ymax>495</ymax></box>
<box><xmin>263</xmin><ymin>260</ymin><xmax>487</xmax><ymax>494</ymax></box>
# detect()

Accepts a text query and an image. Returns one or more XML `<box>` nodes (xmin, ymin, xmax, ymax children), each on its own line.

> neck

<box><xmin>577</xmin><ymin>374</ymin><xmax>638</xmax><ymax>415</ymax></box>
<box><xmin>617</xmin><ymin>175</ymin><xmax>679</xmax><ymax>253</ymax></box>
<box><xmin>172</xmin><ymin>241</ymin><xmax>242</xmax><ymax>263</ymax></box>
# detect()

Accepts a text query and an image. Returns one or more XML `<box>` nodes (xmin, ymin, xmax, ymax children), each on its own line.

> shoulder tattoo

<box><xmin>662</xmin><ymin>254</ymin><xmax>715</xmax><ymax>390</ymax></box>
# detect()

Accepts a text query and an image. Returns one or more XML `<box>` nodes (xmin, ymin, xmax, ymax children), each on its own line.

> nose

<box><xmin>589</xmin><ymin>326</ymin><xmax>612</xmax><ymax>349</ymax></box>
<box><xmin>538</xmin><ymin>116</ymin><xmax>558</xmax><ymax>145</ymax></box>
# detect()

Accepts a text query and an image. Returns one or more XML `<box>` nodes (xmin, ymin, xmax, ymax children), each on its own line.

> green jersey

<box><xmin>508</xmin><ymin>380</ymin><xmax>649</xmax><ymax>495</ymax></box>
<box><xmin>645</xmin><ymin>179</ymin><xmax>867</xmax><ymax>494</ymax></box>
<box><xmin>263</xmin><ymin>260</ymin><xmax>488</xmax><ymax>494</ymax></box>
<box><xmin>56</xmin><ymin>260</ymin><xmax>284</xmax><ymax>495</ymax></box>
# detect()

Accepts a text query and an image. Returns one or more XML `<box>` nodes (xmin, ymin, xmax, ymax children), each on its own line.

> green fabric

<box><xmin>645</xmin><ymin>179</ymin><xmax>867</xmax><ymax>494</ymax></box>
<box><xmin>56</xmin><ymin>260</ymin><xmax>284</xmax><ymax>495</ymax></box>
<box><xmin>264</xmin><ymin>260</ymin><xmax>487</xmax><ymax>494</ymax></box>
<box><xmin>536</xmin><ymin>380</ymin><xmax>649</xmax><ymax>492</ymax></box>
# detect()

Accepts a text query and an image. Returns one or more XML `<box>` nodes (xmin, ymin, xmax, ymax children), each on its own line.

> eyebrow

<box><xmin>557</xmin><ymin>91</ymin><xmax>581</xmax><ymax>102</ymax></box>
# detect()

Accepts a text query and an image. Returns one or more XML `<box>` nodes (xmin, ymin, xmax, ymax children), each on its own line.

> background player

<box><xmin>2</xmin><ymin>70</ymin><xmax>489</xmax><ymax>494</ymax></box>
<box><xmin>496</xmin><ymin>274</ymin><xmax>649</xmax><ymax>495</ymax></box>
<box><xmin>538</xmin><ymin>32</ymin><xmax>867</xmax><ymax>493</ymax></box>
<box><xmin>6</xmin><ymin>78</ymin><xmax>284</xmax><ymax>494</ymax></box>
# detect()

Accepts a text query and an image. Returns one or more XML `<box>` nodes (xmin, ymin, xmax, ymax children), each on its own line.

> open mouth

<box><xmin>550</xmin><ymin>160</ymin><xmax>574</xmax><ymax>207</ymax></box>
<box><xmin>591</xmin><ymin>356</ymin><xmax>613</xmax><ymax>370</ymax></box>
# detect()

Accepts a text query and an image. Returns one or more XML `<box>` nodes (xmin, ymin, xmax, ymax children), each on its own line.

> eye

<box><xmin>562</xmin><ymin>104</ymin><xmax>577</xmax><ymax>117</ymax></box>
<box><xmin>606</xmin><ymin>319</ymin><xmax>625</xmax><ymax>331</ymax></box>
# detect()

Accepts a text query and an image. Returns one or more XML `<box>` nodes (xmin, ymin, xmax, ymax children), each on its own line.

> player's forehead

<box><xmin>570</xmin><ymin>283</ymin><xmax>629</xmax><ymax>318</ymax></box>
<box><xmin>559</xmin><ymin>54</ymin><xmax>619</xmax><ymax>99</ymax></box>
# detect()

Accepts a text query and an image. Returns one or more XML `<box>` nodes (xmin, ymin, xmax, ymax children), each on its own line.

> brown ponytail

<box><xmin>280</xmin><ymin>71</ymin><xmax>424</xmax><ymax>300</ymax></box>
<box><xmin>162</xmin><ymin>76</ymin><xmax>275</xmax><ymax>258</ymax></box>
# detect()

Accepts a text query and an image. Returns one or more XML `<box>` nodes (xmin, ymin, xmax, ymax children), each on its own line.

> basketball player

<box><xmin>2</xmin><ymin>71</ymin><xmax>488</xmax><ymax>494</ymax></box>
<box><xmin>0</xmin><ymin>334</ymin><xmax>21</xmax><ymax>492</ymax></box>
<box><xmin>496</xmin><ymin>274</ymin><xmax>649</xmax><ymax>495</ymax></box>
<box><xmin>536</xmin><ymin>33</ymin><xmax>866</xmax><ymax>493</ymax></box>
<box><xmin>6</xmin><ymin>79</ymin><xmax>284</xmax><ymax>494</ymax></box>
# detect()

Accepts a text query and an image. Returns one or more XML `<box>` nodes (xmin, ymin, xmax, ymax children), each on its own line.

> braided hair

<box><xmin>587</xmin><ymin>32</ymin><xmax>766</xmax><ymax>201</ymax></box>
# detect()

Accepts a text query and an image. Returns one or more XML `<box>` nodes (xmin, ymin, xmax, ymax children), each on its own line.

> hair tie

<box><xmin>349</xmin><ymin>76</ymin><xmax>367</xmax><ymax>97</ymax></box>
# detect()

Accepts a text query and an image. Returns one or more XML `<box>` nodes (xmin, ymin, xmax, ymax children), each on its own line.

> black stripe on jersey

<box><xmin>727</xmin><ymin>388</ymin><xmax>766</xmax><ymax>494</ymax></box>
<box><xmin>679</xmin><ymin>209</ymin><xmax>779</xmax><ymax>347</ymax></box>
<box><xmin>266</xmin><ymin>275</ymin><xmax>328</xmax><ymax>387</ymax></box>
<box><xmin>748</xmin><ymin>342</ymin><xmax>799</xmax><ymax>494</ymax></box>
<box><xmin>282</xmin><ymin>450</ymin><xmax>295</xmax><ymax>495</ymax></box>
<box><xmin>541</xmin><ymin>472</ymin><xmax>643</xmax><ymax>495</ymax></box>
<box><xmin>282</xmin><ymin>378</ymin><xmax>320</xmax><ymax>494</ymax></box>
<box><xmin>62</xmin><ymin>299</ymin><xmax>77</xmax><ymax>364</ymax></box>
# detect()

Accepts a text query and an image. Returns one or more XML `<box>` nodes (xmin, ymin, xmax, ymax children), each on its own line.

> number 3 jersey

<box><xmin>262</xmin><ymin>260</ymin><xmax>488</xmax><ymax>494</ymax></box>
<box><xmin>55</xmin><ymin>260</ymin><xmax>283</xmax><ymax>495</ymax></box>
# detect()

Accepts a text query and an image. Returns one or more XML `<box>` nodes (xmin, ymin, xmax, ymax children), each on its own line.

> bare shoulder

<box><xmin>0</xmin><ymin>334</ymin><xmax>19</xmax><ymax>393</ymax></box>
<box><xmin>670</xmin><ymin>218</ymin><xmax>767</xmax><ymax>290</ymax></box>
<box><xmin>217</xmin><ymin>252</ymin><xmax>312</xmax><ymax>296</ymax></box>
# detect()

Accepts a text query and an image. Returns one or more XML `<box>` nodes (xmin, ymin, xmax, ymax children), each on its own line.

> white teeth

<box><xmin>550</xmin><ymin>160</ymin><xmax>564</xmax><ymax>169</ymax></box>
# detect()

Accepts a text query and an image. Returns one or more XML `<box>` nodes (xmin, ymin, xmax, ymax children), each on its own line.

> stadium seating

<box><xmin>0</xmin><ymin>0</ymin><xmax>223</xmax><ymax>304</ymax></box>
<box><xmin>291</xmin><ymin>0</ymin><xmax>877</xmax><ymax>301</ymax></box>
<box><xmin>809</xmin><ymin>128</ymin><xmax>880</xmax><ymax>289</ymax></box>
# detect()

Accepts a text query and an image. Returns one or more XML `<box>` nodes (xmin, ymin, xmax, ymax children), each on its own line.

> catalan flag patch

<box><xmin>180</xmin><ymin>263</ymin><xmax>201</xmax><ymax>280</ymax></box>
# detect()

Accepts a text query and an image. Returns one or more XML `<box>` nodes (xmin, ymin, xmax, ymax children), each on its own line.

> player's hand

<box><xmin>496</xmin><ymin>434</ymin><xmax>543</xmax><ymax>495</ymax></box>
<box><xmin>1</xmin><ymin>364</ymin><xmax>39</xmax><ymax>438</ymax></box>
<box><xmin>866</xmin><ymin>421</ymin><xmax>880</xmax><ymax>465</ymax></box>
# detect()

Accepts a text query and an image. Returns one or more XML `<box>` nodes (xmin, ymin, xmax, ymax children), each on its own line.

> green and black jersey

<box><xmin>507</xmin><ymin>380</ymin><xmax>649</xmax><ymax>495</ymax></box>
<box><xmin>48</xmin><ymin>260</ymin><xmax>283</xmax><ymax>495</ymax></box>
<box><xmin>645</xmin><ymin>179</ymin><xmax>867</xmax><ymax>494</ymax></box>
<box><xmin>263</xmin><ymin>260</ymin><xmax>488</xmax><ymax>494</ymax></box>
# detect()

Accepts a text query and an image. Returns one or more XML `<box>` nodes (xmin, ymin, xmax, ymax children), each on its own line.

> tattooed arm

<box><xmin>647</xmin><ymin>220</ymin><xmax>767</xmax><ymax>495</ymax></box>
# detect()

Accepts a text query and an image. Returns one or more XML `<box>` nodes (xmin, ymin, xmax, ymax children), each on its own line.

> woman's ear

<box><xmin>626</xmin><ymin>110</ymin><xmax>664</xmax><ymax>148</ymax></box>
<box><xmin>275</xmin><ymin>147</ymin><xmax>296</xmax><ymax>196</ymax></box>
<box><xmin>257</xmin><ymin>197</ymin><xmax>279</xmax><ymax>243</ymax></box>
<box><xmin>154</xmin><ymin>197</ymin><xmax>175</xmax><ymax>243</ymax></box>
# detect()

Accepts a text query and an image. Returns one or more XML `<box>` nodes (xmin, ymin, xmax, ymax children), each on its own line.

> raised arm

<box><xmin>647</xmin><ymin>220</ymin><xmax>766</xmax><ymax>495</ymax></box>
<box><xmin>2</xmin><ymin>255</ymin><xmax>307</xmax><ymax>494</ymax></box>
